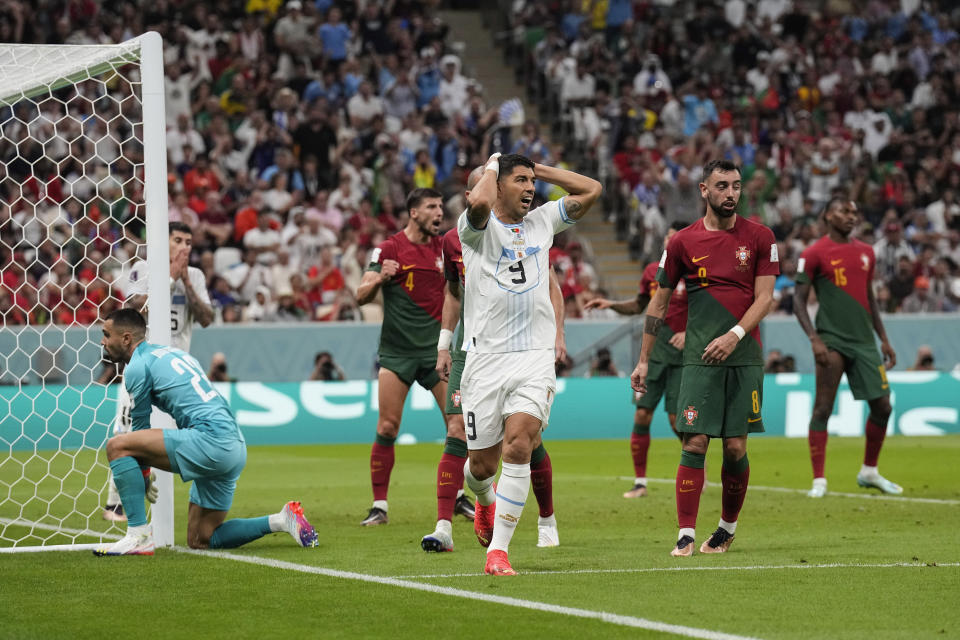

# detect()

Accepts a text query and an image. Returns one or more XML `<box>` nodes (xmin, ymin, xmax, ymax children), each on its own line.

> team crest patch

<box><xmin>860</xmin><ymin>253</ymin><xmax>870</xmax><ymax>271</ymax></box>
<box><xmin>735</xmin><ymin>246</ymin><xmax>752</xmax><ymax>272</ymax></box>
<box><xmin>684</xmin><ymin>405</ymin><xmax>699</xmax><ymax>426</ymax></box>
<box><xmin>452</xmin><ymin>389</ymin><xmax>461</xmax><ymax>407</ymax></box>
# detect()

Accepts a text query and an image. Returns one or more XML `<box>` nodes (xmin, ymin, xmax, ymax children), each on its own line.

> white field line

<box><xmin>392</xmin><ymin>561</ymin><xmax>960</xmax><ymax>580</ymax></box>
<box><xmin>174</xmin><ymin>546</ymin><xmax>762</xmax><ymax>640</ymax></box>
<box><xmin>623</xmin><ymin>477</ymin><xmax>960</xmax><ymax>505</ymax></box>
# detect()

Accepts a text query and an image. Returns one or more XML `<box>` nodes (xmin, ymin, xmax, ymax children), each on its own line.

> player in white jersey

<box><xmin>457</xmin><ymin>153</ymin><xmax>602</xmax><ymax>575</ymax></box>
<box><xmin>103</xmin><ymin>221</ymin><xmax>214</xmax><ymax>521</ymax></box>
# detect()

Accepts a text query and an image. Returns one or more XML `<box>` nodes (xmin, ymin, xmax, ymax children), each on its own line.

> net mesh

<box><xmin>0</xmin><ymin>41</ymin><xmax>150</xmax><ymax>548</ymax></box>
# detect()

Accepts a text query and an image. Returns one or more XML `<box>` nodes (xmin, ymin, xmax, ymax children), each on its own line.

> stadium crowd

<box><xmin>1</xmin><ymin>0</ymin><xmax>960</xmax><ymax>329</ymax></box>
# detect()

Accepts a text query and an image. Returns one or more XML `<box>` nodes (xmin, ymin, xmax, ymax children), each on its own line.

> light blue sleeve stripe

<box><xmin>558</xmin><ymin>196</ymin><xmax>575</xmax><ymax>225</ymax></box>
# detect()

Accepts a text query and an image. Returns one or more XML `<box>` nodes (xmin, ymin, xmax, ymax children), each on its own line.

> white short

<box><xmin>461</xmin><ymin>349</ymin><xmax>557</xmax><ymax>450</ymax></box>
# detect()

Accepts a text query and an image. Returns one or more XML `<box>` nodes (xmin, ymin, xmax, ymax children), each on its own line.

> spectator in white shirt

<box><xmin>346</xmin><ymin>80</ymin><xmax>385</xmax><ymax>131</ymax></box>
<box><xmin>167</xmin><ymin>113</ymin><xmax>206</xmax><ymax>168</ymax></box>
<box><xmin>243</xmin><ymin>210</ymin><xmax>282</xmax><ymax>264</ymax></box>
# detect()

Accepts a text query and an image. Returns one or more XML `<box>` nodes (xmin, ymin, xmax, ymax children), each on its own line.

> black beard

<box><xmin>716</xmin><ymin>206</ymin><xmax>737</xmax><ymax>218</ymax></box>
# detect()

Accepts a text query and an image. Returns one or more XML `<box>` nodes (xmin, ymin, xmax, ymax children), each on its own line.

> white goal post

<box><xmin>0</xmin><ymin>32</ymin><xmax>173</xmax><ymax>552</ymax></box>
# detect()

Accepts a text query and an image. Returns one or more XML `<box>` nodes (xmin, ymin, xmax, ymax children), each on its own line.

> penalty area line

<box><xmin>393</xmin><ymin>561</ymin><xmax>960</xmax><ymax>580</ymax></box>
<box><xmin>173</xmin><ymin>546</ymin><xmax>762</xmax><ymax>640</ymax></box>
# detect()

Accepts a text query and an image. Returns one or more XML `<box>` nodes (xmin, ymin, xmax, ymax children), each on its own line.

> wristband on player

<box><xmin>484</xmin><ymin>152</ymin><xmax>501</xmax><ymax>177</ymax></box>
<box><xmin>438</xmin><ymin>329</ymin><xmax>454</xmax><ymax>351</ymax></box>
<box><xmin>729</xmin><ymin>325</ymin><xmax>746</xmax><ymax>341</ymax></box>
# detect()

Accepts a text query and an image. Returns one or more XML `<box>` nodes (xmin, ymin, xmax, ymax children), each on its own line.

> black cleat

<box><xmin>360</xmin><ymin>507</ymin><xmax>388</xmax><ymax>526</ymax></box>
<box><xmin>454</xmin><ymin>494</ymin><xmax>475</xmax><ymax>521</ymax></box>
<box><xmin>671</xmin><ymin>534</ymin><xmax>695</xmax><ymax>557</ymax></box>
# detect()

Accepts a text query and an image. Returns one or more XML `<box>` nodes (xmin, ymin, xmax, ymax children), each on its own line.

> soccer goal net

<box><xmin>0</xmin><ymin>32</ymin><xmax>173</xmax><ymax>552</ymax></box>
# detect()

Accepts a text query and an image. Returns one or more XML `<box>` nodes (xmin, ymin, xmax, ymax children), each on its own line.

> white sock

<box><xmin>860</xmin><ymin>464</ymin><xmax>878</xmax><ymax>477</ymax></box>
<box><xmin>373</xmin><ymin>499</ymin><xmax>388</xmax><ymax>512</ymax></box>
<box><xmin>538</xmin><ymin>513</ymin><xmax>556</xmax><ymax>527</ymax></box>
<box><xmin>464</xmin><ymin>460</ymin><xmax>496</xmax><ymax>506</ymax></box>
<box><xmin>488</xmin><ymin>461</ymin><xmax>529</xmax><ymax>554</ymax></box>
<box><xmin>435</xmin><ymin>519</ymin><xmax>452</xmax><ymax>536</ymax></box>
<box><xmin>456</xmin><ymin>489</ymin><xmax>465</xmax><ymax>499</ymax></box>
<box><xmin>812</xmin><ymin>477</ymin><xmax>827</xmax><ymax>488</ymax></box>
<box><xmin>106</xmin><ymin>472</ymin><xmax>120</xmax><ymax>506</ymax></box>
<box><xmin>635</xmin><ymin>476</ymin><xmax>646</xmax><ymax>486</ymax></box>
<box><xmin>679</xmin><ymin>527</ymin><xmax>695</xmax><ymax>541</ymax></box>
<box><xmin>127</xmin><ymin>523</ymin><xmax>151</xmax><ymax>537</ymax></box>
<box><xmin>719</xmin><ymin>518</ymin><xmax>737</xmax><ymax>535</ymax></box>
<box><xmin>268</xmin><ymin>511</ymin><xmax>285</xmax><ymax>532</ymax></box>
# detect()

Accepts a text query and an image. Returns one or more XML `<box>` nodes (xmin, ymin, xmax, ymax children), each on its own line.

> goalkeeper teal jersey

<box><xmin>124</xmin><ymin>341</ymin><xmax>243</xmax><ymax>442</ymax></box>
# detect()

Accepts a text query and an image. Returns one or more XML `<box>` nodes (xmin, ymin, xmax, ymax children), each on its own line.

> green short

<box><xmin>445</xmin><ymin>354</ymin><xmax>466</xmax><ymax>415</ymax></box>
<box><xmin>675</xmin><ymin>365</ymin><xmax>765</xmax><ymax>438</ymax></box>
<box><xmin>634</xmin><ymin>358</ymin><xmax>683</xmax><ymax>414</ymax></box>
<box><xmin>826</xmin><ymin>340</ymin><xmax>890</xmax><ymax>401</ymax></box>
<box><xmin>379</xmin><ymin>353</ymin><xmax>441</xmax><ymax>390</ymax></box>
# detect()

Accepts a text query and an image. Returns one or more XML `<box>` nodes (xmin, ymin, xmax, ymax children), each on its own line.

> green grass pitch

<box><xmin>3</xmin><ymin>435</ymin><xmax>959</xmax><ymax>639</ymax></box>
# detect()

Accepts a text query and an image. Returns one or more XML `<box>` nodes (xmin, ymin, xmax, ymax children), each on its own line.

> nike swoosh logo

<box><xmin>438</xmin><ymin>482</ymin><xmax>454</xmax><ymax>486</ymax></box>
<box><xmin>748</xmin><ymin>417</ymin><xmax>762</xmax><ymax>423</ymax></box>
<box><xmin>691</xmin><ymin>255</ymin><xmax>709</xmax><ymax>263</ymax></box>
<box><xmin>402</xmin><ymin>264</ymin><xmax>416</xmax><ymax>270</ymax></box>
<box><xmin>830</xmin><ymin>259</ymin><xmax>842</xmax><ymax>265</ymax></box>
<box><xmin>678</xmin><ymin>487</ymin><xmax>699</xmax><ymax>493</ymax></box>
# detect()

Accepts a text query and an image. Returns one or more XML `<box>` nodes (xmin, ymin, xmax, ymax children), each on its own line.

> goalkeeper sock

<box><xmin>530</xmin><ymin>444</ymin><xmax>554</xmax><ymax>518</ymax></box>
<box><xmin>208</xmin><ymin>517</ymin><xmax>273</xmax><ymax>549</ymax></box>
<box><xmin>110</xmin><ymin>456</ymin><xmax>147</xmax><ymax>527</ymax></box>
<box><xmin>464</xmin><ymin>459</ymin><xmax>496</xmax><ymax>506</ymax></box>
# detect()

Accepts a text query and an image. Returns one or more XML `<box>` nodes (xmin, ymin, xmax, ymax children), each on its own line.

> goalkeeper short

<box><xmin>164</xmin><ymin>428</ymin><xmax>247</xmax><ymax>511</ymax></box>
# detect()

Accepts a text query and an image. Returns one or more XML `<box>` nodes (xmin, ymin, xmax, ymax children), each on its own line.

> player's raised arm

<box><xmin>356</xmin><ymin>242</ymin><xmax>398</xmax><ymax>306</ymax></box>
<box><xmin>533</xmin><ymin>163</ymin><xmax>603</xmax><ymax>221</ymax></box>
<box><xmin>436</xmin><ymin>280</ymin><xmax>461</xmax><ymax>381</ymax></box>
<box><xmin>464</xmin><ymin>152</ymin><xmax>500</xmax><ymax>230</ymax></box>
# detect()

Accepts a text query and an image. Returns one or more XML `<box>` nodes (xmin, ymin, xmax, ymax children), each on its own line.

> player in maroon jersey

<box><xmin>631</xmin><ymin>160</ymin><xmax>779</xmax><ymax>556</ymax></box>
<box><xmin>356</xmin><ymin>188</ymin><xmax>471</xmax><ymax>533</ymax></box>
<box><xmin>794</xmin><ymin>199</ymin><xmax>901</xmax><ymax>497</ymax></box>
<box><xmin>585</xmin><ymin>223</ymin><xmax>687</xmax><ymax>498</ymax></box>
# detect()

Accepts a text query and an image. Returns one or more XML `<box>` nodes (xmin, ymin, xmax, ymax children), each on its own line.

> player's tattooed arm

<box><xmin>533</xmin><ymin>163</ymin><xmax>602</xmax><ymax>220</ymax></box>
<box><xmin>644</xmin><ymin>314</ymin><xmax>664</xmax><ymax>336</ymax></box>
<box><xmin>183</xmin><ymin>278</ymin><xmax>214</xmax><ymax>327</ymax></box>
<box><xmin>465</xmin><ymin>153</ymin><xmax>500</xmax><ymax>229</ymax></box>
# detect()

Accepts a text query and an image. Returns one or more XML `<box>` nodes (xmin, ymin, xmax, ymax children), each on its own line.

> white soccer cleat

<box><xmin>282</xmin><ymin>501</ymin><xmax>319</xmax><ymax>547</ymax></box>
<box><xmin>537</xmin><ymin>515</ymin><xmax>560</xmax><ymax>548</ymax></box>
<box><xmin>421</xmin><ymin>526</ymin><xmax>454</xmax><ymax>552</ymax></box>
<box><xmin>857</xmin><ymin>472</ymin><xmax>903</xmax><ymax>495</ymax></box>
<box><xmin>807</xmin><ymin>478</ymin><xmax>827</xmax><ymax>498</ymax></box>
<box><xmin>93</xmin><ymin>528</ymin><xmax>154</xmax><ymax>556</ymax></box>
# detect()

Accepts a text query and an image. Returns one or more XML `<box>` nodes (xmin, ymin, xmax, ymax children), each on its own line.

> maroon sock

<box><xmin>370</xmin><ymin>442</ymin><xmax>395</xmax><ymax>502</ymax></box>
<box><xmin>676</xmin><ymin>464</ymin><xmax>705</xmax><ymax>529</ymax></box>
<box><xmin>630</xmin><ymin>433</ymin><xmax>651</xmax><ymax>479</ymax></box>
<box><xmin>809</xmin><ymin>430</ymin><xmax>828</xmax><ymax>478</ymax></box>
<box><xmin>720</xmin><ymin>458</ymin><xmax>750</xmax><ymax>524</ymax></box>
<box><xmin>864</xmin><ymin>418</ymin><xmax>887</xmax><ymax>466</ymax></box>
<box><xmin>531</xmin><ymin>453</ymin><xmax>554</xmax><ymax>518</ymax></box>
<box><xmin>436</xmin><ymin>452</ymin><xmax>465</xmax><ymax>521</ymax></box>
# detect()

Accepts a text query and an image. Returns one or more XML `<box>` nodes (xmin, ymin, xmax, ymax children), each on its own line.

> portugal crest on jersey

<box><xmin>684</xmin><ymin>405</ymin><xmax>699</xmax><ymax>426</ymax></box>
<box><xmin>860</xmin><ymin>253</ymin><xmax>870</xmax><ymax>271</ymax></box>
<box><xmin>735</xmin><ymin>246</ymin><xmax>752</xmax><ymax>272</ymax></box>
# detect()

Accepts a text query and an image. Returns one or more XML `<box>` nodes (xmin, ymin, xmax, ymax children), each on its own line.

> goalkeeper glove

<box><xmin>143</xmin><ymin>470</ymin><xmax>158</xmax><ymax>504</ymax></box>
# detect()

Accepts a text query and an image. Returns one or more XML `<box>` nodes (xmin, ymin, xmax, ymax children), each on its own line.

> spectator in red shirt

<box><xmin>305</xmin><ymin>246</ymin><xmax>346</xmax><ymax>321</ymax></box>
<box><xmin>183</xmin><ymin>154</ymin><xmax>222</xmax><ymax>197</ymax></box>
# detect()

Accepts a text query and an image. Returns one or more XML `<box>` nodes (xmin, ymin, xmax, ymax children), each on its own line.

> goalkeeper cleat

<box><xmin>623</xmin><ymin>483</ymin><xmax>648</xmax><ymax>498</ymax></box>
<box><xmin>360</xmin><ymin>507</ymin><xmax>389</xmax><ymax>527</ymax></box>
<box><xmin>102</xmin><ymin>504</ymin><xmax>127</xmax><ymax>522</ymax></box>
<box><xmin>671</xmin><ymin>535</ymin><xmax>695</xmax><ymax>557</ymax></box>
<box><xmin>454</xmin><ymin>494</ymin><xmax>476</xmax><ymax>521</ymax></box>
<box><xmin>484</xmin><ymin>550</ymin><xmax>516</xmax><ymax>576</ymax></box>
<box><xmin>807</xmin><ymin>478</ymin><xmax>827</xmax><ymax>498</ymax></box>
<box><xmin>474</xmin><ymin>500</ymin><xmax>495</xmax><ymax>548</ymax></box>
<box><xmin>93</xmin><ymin>527</ymin><xmax>154</xmax><ymax>556</ymax></box>
<box><xmin>421</xmin><ymin>527</ymin><xmax>454</xmax><ymax>553</ymax></box>
<box><xmin>857</xmin><ymin>472</ymin><xmax>903</xmax><ymax>495</ymax></box>
<box><xmin>537</xmin><ymin>515</ymin><xmax>560</xmax><ymax>548</ymax></box>
<box><xmin>281</xmin><ymin>501</ymin><xmax>319</xmax><ymax>547</ymax></box>
<box><xmin>700</xmin><ymin>527</ymin><xmax>735</xmax><ymax>554</ymax></box>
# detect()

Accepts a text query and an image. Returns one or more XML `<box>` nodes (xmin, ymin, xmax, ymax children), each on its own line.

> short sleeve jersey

<box><xmin>441</xmin><ymin>228</ymin><xmax>468</xmax><ymax>359</ymax></box>
<box><xmin>367</xmin><ymin>230</ymin><xmax>444</xmax><ymax>357</ymax></box>
<box><xmin>457</xmin><ymin>197</ymin><xmax>575</xmax><ymax>353</ymax></box>
<box><xmin>796</xmin><ymin>236</ymin><xmax>876</xmax><ymax>347</ymax></box>
<box><xmin>124</xmin><ymin>341</ymin><xmax>242</xmax><ymax>441</ymax></box>
<box><xmin>657</xmin><ymin>216</ymin><xmax>779</xmax><ymax>367</ymax></box>
<box><xmin>639</xmin><ymin>261</ymin><xmax>688</xmax><ymax>366</ymax></box>
<box><xmin>126</xmin><ymin>261</ymin><xmax>210</xmax><ymax>353</ymax></box>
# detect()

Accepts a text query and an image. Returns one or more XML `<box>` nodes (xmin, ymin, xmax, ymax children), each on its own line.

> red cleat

<box><xmin>474</xmin><ymin>499</ymin><xmax>495</xmax><ymax>547</ymax></box>
<box><xmin>484</xmin><ymin>549</ymin><xmax>516</xmax><ymax>576</ymax></box>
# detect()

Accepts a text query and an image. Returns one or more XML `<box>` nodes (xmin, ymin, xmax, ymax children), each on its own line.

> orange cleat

<box><xmin>484</xmin><ymin>549</ymin><xmax>516</xmax><ymax>576</ymax></box>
